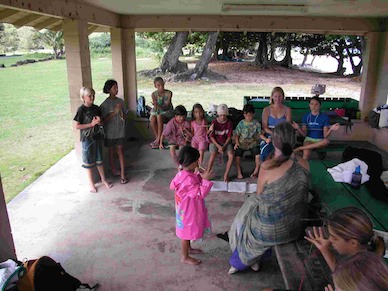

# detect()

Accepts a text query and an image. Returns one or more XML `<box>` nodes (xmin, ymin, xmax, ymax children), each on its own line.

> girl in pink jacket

<box><xmin>170</xmin><ymin>146</ymin><xmax>213</xmax><ymax>265</ymax></box>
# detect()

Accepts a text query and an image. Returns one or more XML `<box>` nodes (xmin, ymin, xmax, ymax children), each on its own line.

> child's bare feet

<box><xmin>181</xmin><ymin>256</ymin><xmax>201</xmax><ymax>265</ymax></box>
<box><xmin>89</xmin><ymin>185</ymin><xmax>97</xmax><ymax>193</ymax></box>
<box><xmin>250</xmin><ymin>170</ymin><xmax>259</xmax><ymax>178</ymax></box>
<box><xmin>237</xmin><ymin>173</ymin><xmax>243</xmax><ymax>179</ymax></box>
<box><xmin>189</xmin><ymin>247</ymin><xmax>203</xmax><ymax>254</ymax></box>
<box><xmin>102</xmin><ymin>180</ymin><xmax>113</xmax><ymax>189</ymax></box>
<box><xmin>223</xmin><ymin>174</ymin><xmax>230</xmax><ymax>182</ymax></box>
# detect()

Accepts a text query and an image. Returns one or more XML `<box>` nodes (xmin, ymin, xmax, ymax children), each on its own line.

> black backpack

<box><xmin>18</xmin><ymin>256</ymin><xmax>99</xmax><ymax>291</ymax></box>
<box><xmin>342</xmin><ymin>146</ymin><xmax>388</xmax><ymax>202</ymax></box>
<box><xmin>136</xmin><ymin>96</ymin><xmax>147</xmax><ymax>118</ymax></box>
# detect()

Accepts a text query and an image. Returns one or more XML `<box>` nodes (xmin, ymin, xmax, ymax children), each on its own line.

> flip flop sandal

<box><xmin>149</xmin><ymin>141</ymin><xmax>159</xmax><ymax>149</ymax></box>
<box><xmin>120</xmin><ymin>178</ymin><xmax>128</xmax><ymax>184</ymax></box>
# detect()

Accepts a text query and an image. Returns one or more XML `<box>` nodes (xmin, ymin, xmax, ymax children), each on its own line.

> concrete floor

<box><xmin>7</xmin><ymin>140</ymin><xmax>286</xmax><ymax>291</ymax></box>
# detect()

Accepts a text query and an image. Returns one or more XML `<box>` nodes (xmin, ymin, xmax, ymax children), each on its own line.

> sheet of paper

<box><xmin>247</xmin><ymin>183</ymin><xmax>257</xmax><ymax>193</ymax></box>
<box><xmin>228</xmin><ymin>182</ymin><xmax>246</xmax><ymax>193</ymax></box>
<box><xmin>211</xmin><ymin>181</ymin><xmax>228</xmax><ymax>192</ymax></box>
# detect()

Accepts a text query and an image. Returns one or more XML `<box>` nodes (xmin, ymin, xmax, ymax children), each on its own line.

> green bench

<box><xmin>275</xmin><ymin>159</ymin><xmax>387</xmax><ymax>290</ymax></box>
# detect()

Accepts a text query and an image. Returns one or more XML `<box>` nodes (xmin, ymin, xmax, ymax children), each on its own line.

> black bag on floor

<box><xmin>342</xmin><ymin>146</ymin><xmax>388</xmax><ymax>202</ymax></box>
<box><xmin>18</xmin><ymin>256</ymin><xmax>99</xmax><ymax>291</ymax></box>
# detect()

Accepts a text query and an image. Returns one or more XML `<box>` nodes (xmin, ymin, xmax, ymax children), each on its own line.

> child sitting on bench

<box><xmin>293</xmin><ymin>96</ymin><xmax>340</xmax><ymax>160</ymax></box>
<box><xmin>159</xmin><ymin>105</ymin><xmax>192</xmax><ymax>169</ymax></box>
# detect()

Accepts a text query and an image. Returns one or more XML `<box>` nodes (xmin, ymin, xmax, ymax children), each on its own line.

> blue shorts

<box><xmin>82</xmin><ymin>139</ymin><xmax>104</xmax><ymax>168</ymax></box>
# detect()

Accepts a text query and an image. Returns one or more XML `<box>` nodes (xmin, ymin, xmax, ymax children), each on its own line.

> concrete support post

<box><xmin>0</xmin><ymin>175</ymin><xmax>16</xmax><ymax>261</ymax></box>
<box><xmin>374</xmin><ymin>32</ymin><xmax>388</xmax><ymax>106</ymax></box>
<box><xmin>111</xmin><ymin>28</ymin><xmax>137</xmax><ymax>113</ymax></box>
<box><xmin>359</xmin><ymin>32</ymin><xmax>387</xmax><ymax>118</ymax></box>
<box><xmin>63</xmin><ymin>19</ymin><xmax>92</xmax><ymax>143</ymax></box>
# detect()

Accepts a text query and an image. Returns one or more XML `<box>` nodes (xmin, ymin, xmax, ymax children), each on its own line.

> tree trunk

<box><xmin>160</xmin><ymin>31</ymin><xmax>189</xmax><ymax>73</ymax></box>
<box><xmin>335</xmin><ymin>40</ymin><xmax>346</xmax><ymax>75</ymax></box>
<box><xmin>192</xmin><ymin>32</ymin><xmax>219</xmax><ymax>78</ymax></box>
<box><xmin>310</xmin><ymin>55</ymin><xmax>316</xmax><ymax>66</ymax></box>
<box><xmin>253</xmin><ymin>41</ymin><xmax>263</xmax><ymax>66</ymax></box>
<box><xmin>301</xmin><ymin>52</ymin><xmax>308</xmax><ymax>67</ymax></box>
<box><xmin>261</xmin><ymin>33</ymin><xmax>269</xmax><ymax>69</ymax></box>
<box><xmin>280</xmin><ymin>41</ymin><xmax>292</xmax><ymax>68</ymax></box>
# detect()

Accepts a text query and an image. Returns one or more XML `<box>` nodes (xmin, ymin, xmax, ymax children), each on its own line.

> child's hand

<box><xmin>331</xmin><ymin>123</ymin><xmax>340</xmax><ymax>131</ymax></box>
<box><xmin>304</xmin><ymin>226</ymin><xmax>331</xmax><ymax>252</ymax></box>
<box><xmin>266</xmin><ymin>138</ymin><xmax>271</xmax><ymax>144</ymax></box>
<box><xmin>234</xmin><ymin>143</ymin><xmax>239</xmax><ymax>150</ymax></box>
<box><xmin>114</xmin><ymin>103</ymin><xmax>122</xmax><ymax>114</ymax></box>
<box><xmin>217</xmin><ymin>145</ymin><xmax>223</xmax><ymax>153</ymax></box>
<box><xmin>292</xmin><ymin>121</ymin><xmax>300</xmax><ymax>130</ymax></box>
<box><xmin>159</xmin><ymin>142</ymin><xmax>164</xmax><ymax>150</ymax></box>
<box><xmin>324</xmin><ymin>284</ymin><xmax>335</xmax><ymax>291</ymax></box>
<box><xmin>91</xmin><ymin>116</ymin><xmax>100</xmax><ymax>126</ymax></box>
<box><xmin>200</xmin><ymin>168</ymin><xmax>213</xmax><ymax>181</ymax></box>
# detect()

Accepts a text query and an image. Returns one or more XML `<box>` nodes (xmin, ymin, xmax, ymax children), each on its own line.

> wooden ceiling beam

<box><xmin>0</xmin><ymin>9</ymin><xmax>20</xmax><ymax>21</ymax></box>
<box><xmin>88</xmin><ymin>25</ymin><xmax>100</xmax><ymax>35</ymax></box>
<box><xmin>12</xmin><ymin>14</ymin><xmax>45</xmax><ymax>28</ymax></box>
<box><xmin>34</xmin><ymin>18</ymin><xmax>62</xmax><ymax>30</ymax></box>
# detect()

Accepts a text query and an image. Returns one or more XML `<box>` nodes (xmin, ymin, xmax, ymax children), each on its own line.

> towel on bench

<box><xmin>327</xmin><ymin>158</ymin><xmax>370</xmax><ymax>184</ymax></box>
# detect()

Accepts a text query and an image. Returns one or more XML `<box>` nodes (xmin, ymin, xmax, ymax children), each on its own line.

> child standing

<box><xmin>100</xmin><ymin>79</ymin><xmax>128</xmax><ymax>184</ymax></box>
<box><xmin>149</xmin><ymin>77</ymin><xmax>174</xmax><ymax>148</ymax></box>
<box><xmin>159</xmin><ymin>105</ymin><xmax>192</xmax><ymax>169</ymax></box>
<box><xmin>234</xmin><ymin>104</ymin><xmax>265</xmax><ymax>178</ymax></box>
<box><xmin>305</xmin><ymin>206</ymin><xmax>385</xmax><ymax>272</ymax></box>
<box><xmin>191</xmin><ymin>103</ymin><xmax>209</xmax><ymax>166</ymax></box>
<box><xmin>170</xmin><ymin>146</ymin><xmax>213</xmax><ymax>265</ymax></box>
<box><xmin>207</xmin><ymin>104</ymin><xmax>234</xmax><ymax>182</ymax></box>
<box><xmin>293</xmin><ymin>97</ymin><xmax>340</xmax><ymax>160</ymax></box>
<box><xmin>73</xmin><ymin>87</ymin><xmax>113</xmax><ymax>193</ymax></box>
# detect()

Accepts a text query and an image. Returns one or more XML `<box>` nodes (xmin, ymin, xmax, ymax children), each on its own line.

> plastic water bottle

<box><xmin>350</xmin><ymin>165</ymin><xmax>362</xmax><ymax>189</ymax></box>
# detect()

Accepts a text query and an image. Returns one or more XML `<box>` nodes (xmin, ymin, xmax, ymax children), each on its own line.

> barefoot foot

<box><xmin>250</xmin><ymin>170</ymin><xmax>259</xmax><ymax>178</ymax></box>
<box><xmin>236</xmin><ymin>173</ymin><xmax>243</xmax><ymax>179</ymax></box>
<box><xmin>223</xmin><ymin>175</ymin><xmax>229</xmax><ymax>182</ymax></box>
<box><xmin>89</xmin><ymin>185</ymin><xmax>97</xmax><ymax>193</ymax></box>
<box><xmin>102</xmin><ymin>180</ymin><xmax>113</xmax><ymax>189</ymax></box>
<box><xmin>181</xmin><ymin>256</ymin><xmax>201</xmax><ymax>265</ymax></box>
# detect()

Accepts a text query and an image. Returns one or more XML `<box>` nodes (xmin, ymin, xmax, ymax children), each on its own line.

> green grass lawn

<box><xmin>0</xmin><ymin>55</ymin><xmax>360</xmax><ymax>203</ymax></box>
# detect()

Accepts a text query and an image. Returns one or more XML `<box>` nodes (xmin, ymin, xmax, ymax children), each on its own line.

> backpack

<box><xmin>136</xmin><ymin>96</ymin><xmax>148</xmax><ymax>118</ymax></box>
<box><xmin>342</xmin><ymin>146</ymin><xmax>388</xmax><ymax>202</ymax></box>
<box><xmin>368</xmin><ymin>110</ymin><xmax>380</xmax><ymax>128</ymax></box>
<box><xmin>18</xmin><ymin>256</ymin><xmax>99</xmax><ymax>291</ymax></box>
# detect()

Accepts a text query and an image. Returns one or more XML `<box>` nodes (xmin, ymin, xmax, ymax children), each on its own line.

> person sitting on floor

<box><xmin>293</xmin><ymin>96</ymin><xmax>340</xmax><ymax>160</ymax></box>
<box><xmin>228</xmin><ymin>122</ymin><xmax>310</xmax><ymax>274</ymax></box>
<box><xmin>234</xmin><ymin>104</ymin><xmax>266</xmax><ymax>178</ymax></box>
<box><xmin>159</xmin><ymin>105</ymin><xmax>192</xmax><ymax>169</ymax></box>
<box><xmin>305</xmin><ymin>206</ymin><xmax>385</xmax><ymax>272</ymax></box>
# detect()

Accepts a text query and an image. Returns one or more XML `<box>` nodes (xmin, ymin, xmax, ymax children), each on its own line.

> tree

<box><xmin>89</xmin><ymin>32</ymin><xmax>111</xmax><ymax>54</ymax></box>
<box><xmin>17</xmin><ymin>27</ymin><xmax>41</xmax><ymax>51</ymax></box>
<box><xmin>160</xmin><ymin>31</ymin><xmax>189</xmax><ymax>73</ymax></box>
<box><xmin>191</xmin><ymin>31</ymin><xmax>219</xmax><ymax>78</ymax></box>
<box><xmin>39</xmin><ymin>29</ymin><xmax>64</xmax><ymax>58</ymax></box>
<box><xmin>0</xmin><ymin>23</ymin><xmax>19</xmax><ymax>54</ymax></box>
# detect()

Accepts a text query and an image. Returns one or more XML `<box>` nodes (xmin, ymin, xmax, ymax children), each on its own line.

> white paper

<box><xmin>228</xmin><ymin>182</ymin><xmax>247</xmax><ymax>193</ymax></box>
<box><xmin>211</xmin><ymin>181</ymin><xmax>228</xmax><ymax>192</ymax></box>
<box><xmin>247</xmin><ymin>183</ymin><xmax>257</xmax><ymax>193</ymax></box>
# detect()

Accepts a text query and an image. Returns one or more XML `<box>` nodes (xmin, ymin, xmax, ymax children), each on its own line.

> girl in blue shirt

<box><xmin>293</xmin><ymin>97</ymin><xmax>339</xmax><ymax>160</ymax></box>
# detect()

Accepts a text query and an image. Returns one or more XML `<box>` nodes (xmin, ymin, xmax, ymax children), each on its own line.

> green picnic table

<box><xmin>309</xmin><ymin>160</ymin><xmax>388</xmax><ymax>232</ymax></box>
